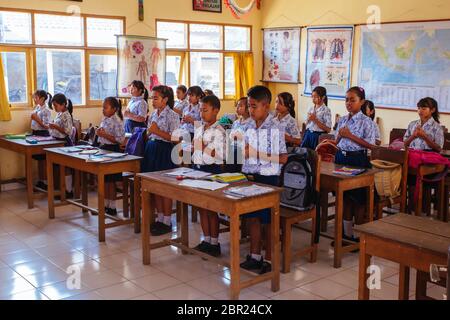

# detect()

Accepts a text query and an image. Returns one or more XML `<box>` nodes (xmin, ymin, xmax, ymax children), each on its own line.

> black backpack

<box><xmin>280</xmin><ymin>148</ymin><xmax>318</xmax><ymax>211</ymax></box>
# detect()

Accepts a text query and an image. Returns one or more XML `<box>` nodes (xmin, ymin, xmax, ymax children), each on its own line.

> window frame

<box><xmin>0</xmin><ymin>7</ymin><xmax>125</xmax><ymax>108</ymax></box>
<box><xmin>156</xmin><ymin>19</ymin><xmax>252</xmax><ymax>100</ymax></box>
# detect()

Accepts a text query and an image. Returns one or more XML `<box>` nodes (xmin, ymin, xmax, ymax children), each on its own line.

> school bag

<box><xmin>125</xmin><ymin>127</ymin><xmax>147</xmax><ymax>157</ymax></box>
<box><xmin>280</xmin><ymin>147</ymin><xmax>318</xmax><ymax>211</ymax></box>
<box><xmin>370</xmin><ymin>159</ymin><xmax>402</xmax><ymax>203</ymax></box>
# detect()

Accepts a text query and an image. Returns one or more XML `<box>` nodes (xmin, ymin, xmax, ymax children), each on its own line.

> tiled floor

<box><xmin>0</xmin><ymin>184</ymin><xmax>447</xmax><ymax>300</ymax></box>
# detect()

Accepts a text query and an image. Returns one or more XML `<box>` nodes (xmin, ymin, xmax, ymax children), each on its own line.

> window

<box><xmin>1</xmin><ymin>51</ymin><xmax>28</xmax><ymax>103</ymax></box>
<box><xmin>0</xmin><ymin>11</ymin><xmax>32</xmax><ymax>44</ymax></box>
<box><xmin>157</xmin><ymin>20</ymin><xmax>251</xmax><ymax>99</ymax></box>
<box><xmin>0</xmin><ymin>8</ymin><xmax>124</xmax><ymax>106</ymax></box>
<box><xmin>36</xmin><ymin>49</ymin><xmax>84</xmax><ymax>105</ymax></box>
<box><xmin>87</xmin><ymin>18</ymin><xmax>123</xmax><ymax>48</ymax></box>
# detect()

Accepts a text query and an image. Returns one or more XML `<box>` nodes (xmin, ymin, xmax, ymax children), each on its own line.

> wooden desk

<box><xmin>138</xmin><ymin>170</ymin><xmax>283</xmax><ymax>300</ymax></box>
<box><xmin>356</xmin><ymin>214</ymin><xmax>450</xmax><ymax>300</ymax></box>
<box><xmin>45</xmin><ymin>147</ymin><xmax>142</xmax><ymax>242</ymax></box>
<box><xmin>320</xmin><ymin>162</ymin><xmax>377</xmax><ymax>268</ymax></box>
<box><xmin>0</xmin><ymin>137</ymin><xmax>66</xmax><ymax>208</ymax></box>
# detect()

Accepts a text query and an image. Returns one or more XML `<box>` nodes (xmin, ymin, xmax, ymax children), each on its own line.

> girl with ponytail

<box><xmin>274</xmin><ymin>92</ymin><xmax>301</xmax><ymax>148</ymax></box>
<box><xmin>124</xmin><ymin>80</ymin><xmax>149</xmax><ymax>134</ymax></box>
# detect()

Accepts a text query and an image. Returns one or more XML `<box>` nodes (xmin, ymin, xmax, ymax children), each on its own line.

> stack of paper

<box><xmin>179</xmin><ymin>179</ymin><xmax>229</xmax><ymax>191</ymax></box>
<box><xmin>86</xmin><ymin>156</ymin><xmax>113</xmax><ymax>163</ymax></box>
<box><xmin>223</xmin><ymin>185</ymin><xmax>274</xmax><ymax>198</ymax></box>
<box><xmin>332</xmin><ymin>167</ymin><xmax>366</xmax><ymax>176</ymax></box>
<box><xmin>163</xmin><ymin>168</ymin><xmax>196</xmax><ymax>177</ymax></box>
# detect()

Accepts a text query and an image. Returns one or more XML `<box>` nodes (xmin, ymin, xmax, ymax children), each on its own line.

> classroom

<box><xmin>0</xmin><ymin>0</ymin><xmax>449</xmax><ymax>303</ymax></box>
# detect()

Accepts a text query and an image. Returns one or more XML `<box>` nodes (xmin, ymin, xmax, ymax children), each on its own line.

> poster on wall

<box><xmin>358</xmin><ymin>21</ymin><xmax>450</xmax><ymax>113</ymax></box>
<box><xmin>193</xmin><ymin>0</ymin><xmax>222</xmax><ymax>13</ymax></box>
<box><xmin>304</xmin><ymin>26</ymin><xmax>354</xmax><ymax>99</ymax></box>
<box><xmin>116</xmin><ymin>35</ymin><xmax>166</xmax><ymax>98</ymax></box>
<box><xmin>263</xmin><ymin>27</ymin><xmax>301</xmax><ymax>83</ymax></box>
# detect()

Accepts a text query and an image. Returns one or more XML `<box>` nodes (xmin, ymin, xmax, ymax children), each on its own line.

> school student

<box><xmin>274</xmin><ymin>92</ymin><xmax>302</xmax><ymax>148</ymax></box>
<box><xmin>192</xmin><ymin>95</ymin><xmax>226</xmax><ymax>257</ymax></box>
<box><xmin>174</xmin><ymin>85</ymin><xmax>188</xmax><ymax>117</ymax></box>
<box><xmin>240</xmin><ymin>86</ymin><xmax>288</xmax><ymax>274</ymax></box>
<box><xmin>403</xmin><ymin>97</ymin><xmax>444</xmax><ymax>153</ymax></box>
<box><xmin>142</xmin><ymin>85</ymin><xmax>180</xmax><ymax>236</ymax></box>
<box><xmin>48</xmin><ymin>93</ymin><xmax>75</xmax><ymax>198</ymax></box>
<box><xmin>96</xmin><ymin>97</ymin><xmax>126</xmax><ymax>216</ymax></box>
<box><xmin>228</xmin><ymin>97</ymin><xmax>251</xmax><ymax>173</ymax></box>
<box><xmin>30</xmin><ymin>90</ymin><xmax>53</xmax><ymax>190</ymax></box>
<box><xmin>204</xmin><ymin>89</ymin><xmax>214</xmax><ymax>97</ymax></box>
<box><xmin>361</xmin><ymin>100</ymin><xmax>381</xmax><ymax>146</ymax></box>
<box><xmin>334</xmin><ymin>87</ymin><xmax>377</xmax><ymax>243</ymax></box>
<box><xmin>180</xmin><ymin>86</ymin><xmax>203</xmax><ymax>141</ymax></box>
<box><xmin>124</xmin><ymin>80</ymin><xmax>149</xmax><ymax>134</ymax></box>
<box><xmin>301</xmin><ymin>86</ymin><xmax>332</xmax><ymax>149</ymax></box>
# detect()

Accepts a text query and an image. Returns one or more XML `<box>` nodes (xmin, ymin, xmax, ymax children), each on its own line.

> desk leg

<box><xmin>181</xmin><ymin>202</ymin><xmax>189</xmax><ymax>255</ymax></box>
<box><xmin>59</xmin><ymin>165</ymin><xmax>66</xmax><ymax>203</ymax></box>
<box><xmin>134</xmin><ymin>176</ymin><xmax>141</xmax><ymax>234</ymax></box>
<box><xmin>74</xmin><ymin>170</ymin><xmax>81</xmax><ymax>200</ymax></box>
<box><xmin>358</xmin><ymin>234</ymin><xmax>371</xmax><ymax>300</ymax></box>
<box><xmin>320</xmin><ymin>191</ymin><xmax>329</xmax><ymax>232</ymax></box>
<box><xmin>81</xmin><ymin>172</ymin><xmax>88</xmax><ymax>213</ymax></box>
<box><xmin>334</xmin><ymin>189</ymin><xmax>344</xmax><ymax>268</ymax></box>
<box><xmin>399</xmin><ymin>264</ymin><xmax>410</xmax><ymax>300</ymax></box>
<box><xmin>142</xmin><ymin>190</ymin><xmax>151</xmax><ymax>265</ymax></box>
<box><xmin>25</xmin><ymin>153</ymin><xmax>34</xmax><ymax>209</ymax></box>
<box><xmin>229</xmin><ymin>214</ymin><xmax>240</xmax><ymax>300</ymax></box>
<box><xmin>271</xmin><ymin>205</ymin><xmax>281</xmax><ymax>293</ymax></box>
<box><xmin>98</xmin><ymin>174</ymin><xmax>105</xmax><ymax>242</ymax></box>
<box><xmin>47</xmin><ymin>156</ymin><xmax>55</xmax><ymax>219</ymax></box>
<box><xmin>415</xmin><ymin>270</ymin><xmax>429</xmax><ymax>300</ymax></box>
<box><xmin>368</xmin><ymin>184</ymin><xmax>374</xmax><ymax>222</ymax></box>
<box><xmin>416</xmin><ymin>180</ymin><xmax>423</xmax><ymax>217</ymax></box>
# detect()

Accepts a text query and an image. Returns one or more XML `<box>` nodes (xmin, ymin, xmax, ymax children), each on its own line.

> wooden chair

<box><xmin>280</xmin><ymin>153</ymin><xmax>320</xmax><ymax>273</ymax></box>
<box><xmin>444</xmin><ymin>132</ymin><xmax>450</xmax><ymax>150</ymax></box>
<box><xmin>371</xmin><ymin>147</ymin><xmax>409</xmax><ymax>220</ymax></box>
<box><xmin>318</xmin><ymin>133</ymin><xmax>335</xmax><ymax>144</ymax></box>
<box><xmin>389</xmin><ymin>128</ymin><xmax>407</xmax><ymax>144</ymax></box>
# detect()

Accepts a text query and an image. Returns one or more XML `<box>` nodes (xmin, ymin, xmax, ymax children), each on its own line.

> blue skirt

<box><xmin>142</xmin><ymin>139</ymin><xmax>177</xmax><ymax>173</ymax></box>
<box><xmin>124</xmin><ymin>119</ymin><xmax>147</xmax><ymax>134</ymax></box>
<box><xmin>335</xmin><ymin>149</ymin><xmax>371</xmax><ymax>204</ymax></box>
<box><xmin>301</xmin><ymin>130</ymin><xmax>322</xmax><ymax>150</ymax></box>
<box><xmin>244</xmin><ymin>175</ymin><xmax>280</xmax><ymax>224</ymax></box>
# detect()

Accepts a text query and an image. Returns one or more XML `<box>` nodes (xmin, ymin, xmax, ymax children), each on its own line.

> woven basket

<box><xmin>370</xmin><ymin>159</ymin><xmax>402</xmax><ymax>201</ymax></box>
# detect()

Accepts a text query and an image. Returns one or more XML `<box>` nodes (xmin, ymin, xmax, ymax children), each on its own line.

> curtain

<box><xmin>178</xmin><ymin>52</ymin><xmax>186</xmax><ymax>85</ymax></box>
<box><xmin>0</xmin><ymin>54</ymin><xmax>11</xmax><ymax>121</ymax></box>
<box><xmin>232</xmin><ymin>52</ymin><xmax>254</xmax><ymax>99</ymax></box>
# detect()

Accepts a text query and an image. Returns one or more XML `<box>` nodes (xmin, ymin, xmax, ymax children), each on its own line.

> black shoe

<box><xmin>206</xmin><ymin>243</ymin><xmax>221</xmax><ymax>257</ymax></box>
<box><xmin>259</xmin><ymin>261</ymin><xmax>272</xmax><ymax>274</ymax></box>
<box><xmin>151</xmin><ymin>222</ymin><xmax>172</xmax><ymax>236</ymax></box>
<box><xmin>35</xmin><ymin>181</ymin><xmax>47</xmax><ymax>191</ymax></box>
<box><xmin>107</xmin><ymin>208</ymin><xmax>118</xmax><ymax>216</ymax></box>
<box><xmin>240</xmin><ymin>255</ymin><xmax>263</xmax><ymax>271</ymax></box>
<box><xmin>150</xmin><ymin>221</ymin><xmax>164</xmax><ymax>232</ymax></box>
<box><xmin>194</xmin><ymin>241</ymin><xmax>211</xmax><ymax>253</ymax></box>
<box><xmin>66</xmin><ymin>191</ymin><xmax>74</xmax><ymax>199</ymax></box>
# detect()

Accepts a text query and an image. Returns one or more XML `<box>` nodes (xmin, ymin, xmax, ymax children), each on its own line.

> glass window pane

<box><xmin>89</xmin><ymin>55</ymin><xmax>117</xmax><ymax>101</ymax></box>
<box><xmin>225</xmin><ymin>56</ymin><xmax>236</xmax><ymax>97</ymax></box>
<box><xmin>190</xmin><ymin>52</ymin><xmax>221</xmax><ymax>96</ymax></box>
<box><xmin>35</xmin><ymin>14</ymin><xmax>84</xmax><ymax>46</ymax></box>
<box><xmin>87</xmin><ymin>18</ymin><xmax>123</xmax><ymax>48</ymax></box>
<box><xmin>225</xmin><ymin>26</ymin><xmax>250</xmax><ymax>51</ymax></box>
<box><xmin>36</xmin><ymin>49</ymin><xmax>84</xmax><ymax>105</ymax></box>
<box><xmin>1</xmin><ymin>52</ymin><xmax>27</xmax><ymax>104</ymax></box>
<box><xmin>0</xmin><ymin>11</ymin><xmax>32</xmax><ymax>44</ymax></box>
<box><xmin>190</xmin><ymin>24</ymin><xmax>222</xmax><ymax>50</ymax></box>
<box><xmin>157</xmin><ymin>21</ymin><xmax>187</xmax><ymax>49</ymax></box>
<box><xmin>166</xmin><ymin>55</ymin><xmax>181</xmax><ymax>93</ymax></box>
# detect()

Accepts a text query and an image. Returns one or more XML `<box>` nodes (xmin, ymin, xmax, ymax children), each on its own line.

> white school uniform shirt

<box><xmin>98</xmin><ymin>114</ymin><xmax>125</xmax><ymax>145</ymax></box>
<box><xmin>242</xmin><ymin>114</ymin><xmax>287</xmax><ymax>176</ymax></box>
<box><xmin>126</xmin><ymin>96</ymin><xmax>148</xmax><ymax>118</ymax></box>
<box><xmin>230</xmin><ymin>116</ymin><xmax>252</xmax><ymax>148</ymax></box>
<box><xmin>174</xmin><ymin>98</ymin><xmax>189</xmax><ymax>114</ymax></box>
<box><xmin>148</xmin><ymin>106</ymin><xmax>180</xmax><ymax>142</ymax></box>
<box><xmin>273</xmin><ymin>113</ymin><xmax>301</xmax><ymax>139</ymax></box>
<box><xmin>403</xmin><ymin>117</ymin><xmax>444</xmax><ymax>150</ymax></box>
<box><xmin>180</xmin><ymin>103</ymin><xmax>201</xmax><ymax>134</ymax></box>
<box><xmin>50</xmin><ymin>111</ymin><xmax>73</xmax><ymax>139</ymax></box>
<box><xmin>305</xmin><ymin>104</ymin><xmax>332</xmax><ymax>132</ymax></box>
<box><xmin>334</xmin><ymin>111</ymin><xmax>376</xmax><ymax>152</ymax></box>
<box><xmin>193</xmin><ymin>121</ymin><xmax>226</xmax><ymax>166</ymax></box>
<box><xmin>31</xmin><ymin>104</ymin><xmax>52</xmax><ymax>131</ymax></box>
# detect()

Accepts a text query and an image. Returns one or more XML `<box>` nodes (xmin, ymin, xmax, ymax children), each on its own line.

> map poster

<box><xmin>359</xmin><ymin>21</ymin><xmax>450</xmax><ymax>113</ymax></box>
<box><xmin>304</xmin><ymin>26</ymin><xmax>354</xmax><ymax>99</ymax></box>
<box><xmin>116</xmin><ymin>35</ymin><xmax>166</xmax><ymax>98</ymax></box>
<box><xmin>263</xmin><ymin>27</ymin><xmax>301</xmax><ymax>83</ymax></box>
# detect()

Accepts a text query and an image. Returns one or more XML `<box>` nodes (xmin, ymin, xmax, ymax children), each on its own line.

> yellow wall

<box><xmin>261</xmin><ymin>0</ymin><xmax>450</xmax><ymax>143</ymax></box>
<box><xmin>0</xmin><ymin>0</ymin><xmax>262</xmax><ymax>180</ymax></box>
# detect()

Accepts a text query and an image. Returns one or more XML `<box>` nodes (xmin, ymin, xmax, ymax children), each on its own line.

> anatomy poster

<box><xmin>263</xmin><ymin>27</ymin><xmax>301</xmax><ymax>83</ymax></box>
<box><xmin>304</xmin><ymin>26</ymin><xmax>354</xmax><ymax>99</ymax></box>
<box><xmin>116</xmin><ymin>35</ymin><xmax>166</xmax><ymax>98</ymax></box>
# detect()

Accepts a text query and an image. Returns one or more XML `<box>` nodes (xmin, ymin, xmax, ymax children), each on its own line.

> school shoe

<box><xmin>55</xmin><ymin>191</ymin><xmax>74</xmax><ymax>200</ymax></box>
<box><xmin>193</xmin><ymin>241</ymin><xmax>211</xmax><ymax>254</ymax></box>
<box><xmin>106</xmin><ymin>208</ymin><xmax>117</xmax><ymax>216</ymax></box>
<box><xmin>151</xmin><ymin>222</ymin><xmax>173</xmax><ymax>236</ymax></box>
<box><xmin>35</xmin><ymin>181</ymin><xmax>47</xmax><ymax>191</ymax></box>
<box><xmin>206</xmin><ymin>243</ymin><xmax>221</xmax><ymax>257</ymax></box>
<box><xmin>259</xmin><ymin>261</ymin><xmax>272</xmax><ymax>275</ymax></box>
<box><xmin>240</xmin><ymin>255</ymin><xmax>263</xmax><ymax>271</ymax></box>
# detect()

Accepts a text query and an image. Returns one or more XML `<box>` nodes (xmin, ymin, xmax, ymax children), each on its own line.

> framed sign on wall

<box><xmin>193</xmin><ymin>0</ymin><xmax>222</xmax><ymax>13</ymax></box>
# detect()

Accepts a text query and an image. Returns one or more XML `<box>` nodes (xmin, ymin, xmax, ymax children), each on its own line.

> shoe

<box><xmin>240</xmin><ymin>254</ymin><xmax>263</xmax><ymax>271</ymax></box>
<box><xmin>108</xmin><ymin>208</ymin><xmax>118</xmax><ymax>216</ymax></box>
<box><xmin>150</xmin><ymin>221</ymin><xmax>164</xmax><ymax>232</ymax></box>
<box><xmin>331</xmin><ymin>235</ymin><xmax>360</xmax><ymax>247</ymax></box>
<box><xmin>259</xmin><ymin>261</ymin><xmax>272</xmax><ymax>274</ymax></box>
<box><xmin>151</xmin><ymin>222</ymin><xmax>172</xmax><ymax>236</ymax></box>
<box><xmin>206</xmin><ymin>243</ymin><xmax>221</xmax><ymax>257</ymax></box>
<box><xmin>35</xmin><ymin>181</ymin><xmax>47</xmax><ymax>191</ymax></box>
<box><xmin>66</xmin><ymin>191</ymin><xmax>74</xmax><ymax>199</ymax></box>
<box><xmin>194</xmin><ymin>241</ymin><xmax>211</xmax><ymax>253</ymax></box>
